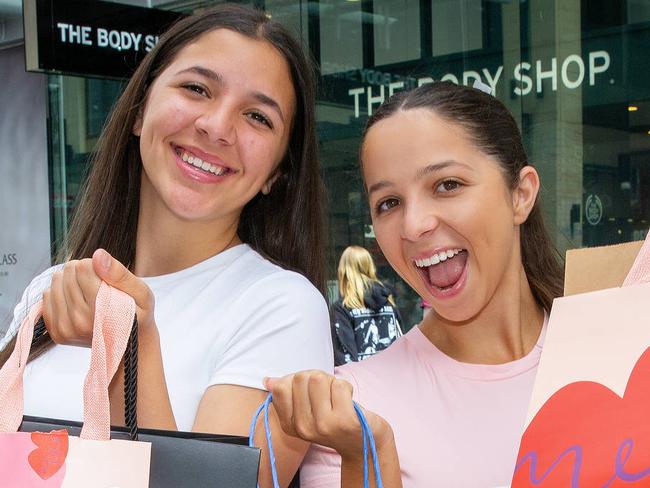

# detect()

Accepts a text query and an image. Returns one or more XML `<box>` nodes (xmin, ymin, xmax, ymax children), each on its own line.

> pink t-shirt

<box><xmin>300</xmin><ymin>319</ymin><xmax>547</xmax><ymax>488</ymax></box>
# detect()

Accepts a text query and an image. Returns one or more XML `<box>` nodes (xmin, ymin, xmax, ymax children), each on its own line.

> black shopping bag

<box><xmin>9</xmin><ymin>283</ymin><xmax>260</xmax><ymax>488</ymax></box>
<box><xmin>20</xmin><ymin>417</ymin><xmax>260</xmax><ymax>487</ymax></box>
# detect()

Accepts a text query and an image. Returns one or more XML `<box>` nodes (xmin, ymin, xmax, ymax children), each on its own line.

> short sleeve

<box><xmin>0</xmin><ymin>264</ymin><xmax>61</xmax><ymax>351</ymax></box>
<box><xmin>208</xmin><ymin>270</ymin><xmax>334</xmax><ymax>390</ymax></box>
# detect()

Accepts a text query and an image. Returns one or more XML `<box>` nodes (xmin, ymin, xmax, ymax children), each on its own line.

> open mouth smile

<box><xmin>414</xmin><ymin>248</ymin><xmax>469</xmax><ymax>299</ymax></box>
<box><xmin>172</xmin><ymin>144</ymin><xmax>235</xmax><ymax>177</ymax></box>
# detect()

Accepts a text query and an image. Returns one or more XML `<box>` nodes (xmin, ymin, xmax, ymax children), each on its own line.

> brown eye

<box><xmin>437</xmin><ymin>180</ymin><xmax>462</xmax><ymax>193</ymax></box>
<box><xmin>183</xmin><ymin>83</ymin><xmax>208</xmax><ymax>97</ymax></box>
<box><xmin>376</xmin><ymin>198</ymin><xmax>399</xmax><ymax>213</ymax></box>
<box><xmin>247</xmin><ymin>111</ymin><xmax>272</xmax><ymax>129</ymax></box>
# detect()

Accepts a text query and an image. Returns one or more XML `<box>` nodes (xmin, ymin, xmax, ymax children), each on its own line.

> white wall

<box><xmin>0</xmin><ymin>45</ymin><xmax>51</xmax><ymax>335</ymax></box>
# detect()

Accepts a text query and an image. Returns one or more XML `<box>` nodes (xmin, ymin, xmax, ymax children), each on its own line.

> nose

<box><xmin>400</xmin><ymin>201</ymin><xmax>440</xmax><ymax>242</ymax></box>
<box><xmin>194</xmin><ymin>102</ymin><xmax>237</xmax><ymax>145</ymax></box>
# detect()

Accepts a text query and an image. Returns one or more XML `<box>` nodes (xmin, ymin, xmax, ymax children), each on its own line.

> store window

<box><xmin>45</xmin><ymin>0</ymin><xmax>650</xmax><ymax>328</ymax></box>
<box><xmin>48</xmin><ymin>76</ymin><xmax>127</xmax><ymax>248</ymax></box>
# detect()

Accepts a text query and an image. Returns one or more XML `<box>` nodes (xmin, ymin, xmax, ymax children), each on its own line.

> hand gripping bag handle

<box><xmin>0</xmin><ymin>282</ymin><xmax>138</xmax><ymax>441</ymax></box>
<box><xmin>249</xmin><ymin>393</ymin><xmax>384</xmax><ymax>488</ymax></box>
<box><xmin>29</xmin><ymin>313</ymin><xmax>140</xmax><ymax>440</ymax></box>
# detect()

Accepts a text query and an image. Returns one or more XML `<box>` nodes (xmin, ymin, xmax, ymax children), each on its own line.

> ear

<box><xmin>132</xmin><ymin>113</ymin><xmax>143</xmax><ymax>137</ymax></box>
<box><xmin>512</xmin><ymin>166</ymin><xmax>540</xmax><ymax>225</ymax></box>
<box><xmin>261</xmin><ymin>172</ymin><xmax>281</xmax><ymax>195</ymax></box>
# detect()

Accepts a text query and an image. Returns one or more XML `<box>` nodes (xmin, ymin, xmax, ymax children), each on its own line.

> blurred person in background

<box><xmin>331</xmin><ymin>245</ymin><xmax>403</xmax><ymax>366</ymax></box>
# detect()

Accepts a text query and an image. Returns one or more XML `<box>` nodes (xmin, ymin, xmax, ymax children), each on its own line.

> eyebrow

<box><xmin>176</xmin><ymin>65</ymin><xmax>286</xmax><ymax>124</ymax></box>
<box><xmin>367</xmin><ymin>160</ymin><xmax>474</xmax><ymax>195</ymax></box>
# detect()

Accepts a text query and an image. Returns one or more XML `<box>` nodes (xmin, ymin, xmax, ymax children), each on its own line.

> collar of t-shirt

<box><xmin>139</xmin><ymin>243</ymin><xmax>250</xmax><ymax>287</ymax></box>
<box><xmin>408</xmin><ymin>312</ymin><xmax>548</xmax><ymax>381</ymax></box>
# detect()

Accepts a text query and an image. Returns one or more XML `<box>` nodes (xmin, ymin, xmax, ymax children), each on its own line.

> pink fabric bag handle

<box><xmin>0</xmin><ymin>282</ymin><xmax>135</xmax><ymax>441</ymax></box>
<box><xmin>623</xmin><ymin>234</ymin><xmax>650</xmax><ymax>287</ymax></box>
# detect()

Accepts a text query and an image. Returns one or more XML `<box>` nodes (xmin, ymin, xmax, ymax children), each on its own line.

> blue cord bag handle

<box><xmin>249</xmin><ymin>393</ymin><xmax>384</xmax><ymax>488</ymax></box>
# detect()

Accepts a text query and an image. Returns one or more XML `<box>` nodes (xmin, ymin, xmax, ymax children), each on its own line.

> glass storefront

<box><xmin>44</xmin><ymin>0</ymin><xmax>650</xmax><ymax>328</ymax></box>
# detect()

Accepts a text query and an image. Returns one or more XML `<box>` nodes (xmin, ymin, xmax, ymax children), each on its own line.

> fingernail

<box><xmin>99</xmin><ymin>250</ymin><xmax>111</xmax><ymax>271</ymax></box>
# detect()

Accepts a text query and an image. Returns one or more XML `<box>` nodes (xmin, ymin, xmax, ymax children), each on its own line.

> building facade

<box><xmin>1</xmin><ymin>0</ymin><xmax>650</xmax><ymax>329</ymax></box>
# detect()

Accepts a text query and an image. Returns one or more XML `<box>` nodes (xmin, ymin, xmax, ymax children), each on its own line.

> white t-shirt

<box><xmin>1</xmin><ymin>244</ymin><xmax>333</xmax><ymax>431</ymax></box>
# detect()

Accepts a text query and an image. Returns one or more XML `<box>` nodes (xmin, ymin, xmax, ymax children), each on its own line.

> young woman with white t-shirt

<box><xmin>265</xmin><ymin>81</ymin><xmax>564</xmax><ymax>487</ymax></box>
<box><xmin>0</xmin><ymin>5</ymin><xmax>332</xmax><ymax>487</ymax></box>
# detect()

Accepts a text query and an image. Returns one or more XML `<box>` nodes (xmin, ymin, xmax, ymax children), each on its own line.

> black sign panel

<box><xmin>24</xmin><ymin>0</ymin><xmax>184</xmax><ymax>79</ymax></box>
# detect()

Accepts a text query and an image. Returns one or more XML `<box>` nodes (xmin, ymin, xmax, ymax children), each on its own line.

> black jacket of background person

<box><xmin>331</xmin><ymin>282</ymin><xmax>403</xmax><ymax>366</ymax></box>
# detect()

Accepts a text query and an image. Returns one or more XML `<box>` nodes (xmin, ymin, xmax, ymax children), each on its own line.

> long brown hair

<box><xmin>361</xmin><ymin>81</ymin><xmax>564</xmax><ymax>312</ymax></box>
<box><xmin>1</xmin><ymin>3</ymin><xmax>325</xmax><ymax>365</ymax></box>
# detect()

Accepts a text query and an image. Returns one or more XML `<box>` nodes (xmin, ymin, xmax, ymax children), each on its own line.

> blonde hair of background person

<box><xmin>332</xmin><ymin>245</ymin><xmax>403</xmax><ymax>366</ymax></box>
<box><xmin>338</xmin><ymin>245</ymin><xmax>396</xmax><ymax>309</ymax></box>
<box><xmin>0</xmin><ymin>5</ymin><xmax>333</xmax><ymax>487</ymax></box>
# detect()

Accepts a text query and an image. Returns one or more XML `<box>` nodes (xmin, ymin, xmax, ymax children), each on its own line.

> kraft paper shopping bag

<box><xmin>564</xmin><ymin>240</ymin><xmax>644</xmax><ymax>296</ymax></box>
<box><xmin>512</xmin><ymin>235</ymin><xmax>650</xmax><ymax>486</ymax></box>
<box><xmin>0</xmin><ymin>283</ymin><xmax>151</xmax><ymax>487</ymax></box>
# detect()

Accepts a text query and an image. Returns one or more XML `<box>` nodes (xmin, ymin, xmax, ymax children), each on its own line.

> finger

<box><xmin>308</xmin><ymin>372</ymin><xmax>336</xmax><ymax>436</ymax></box>
<box><xmin>331</xmin><ymin>378</ymin><xmax>357</xmax><ymax>428</ymax></box>
<box><xmin>72</xmin><ymin>259</ymin><xmax>101</xmax><ymax>306</ymax></box>
<box><xmin>42</xmin><ymin>289</ymin><xmax>59</xmax><ymax>343</ymax></box>
<box><xmin>92</xmin><ymin>249</ymin><xmax>154</xmax><ymax>311</ymax></box>
<box><xmin>63</xmin><ymin>261</ymin><xmax>93</xmax><ymax>328</ymax></box>
<box><xmin>266</xmin><ymin>376</ymin><xmax>296</xmax><ymax>436</ymax></box>
<box><xmin>47</xmin><ymin>271</ymin><xmax>71</xmax><ymax>343</ymax></box>
<box><xmin>291</xmin><ymin>371</ymin><xmax>315</xmax><ymax>440</ymax></box>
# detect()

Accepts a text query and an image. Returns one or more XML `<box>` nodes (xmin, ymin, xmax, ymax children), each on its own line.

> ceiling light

<box><xmin>629</xmin><ymin>105</ymin><xmax>639</xmax><ymax>112</ymax></box>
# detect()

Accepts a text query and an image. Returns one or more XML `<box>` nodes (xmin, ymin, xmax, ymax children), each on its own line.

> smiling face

<box><xmin>134</xmin><ymin>28</ymin><xmax>296</xmax><ymax>226</ymax></box>
<box><xmin>362</xmin><ymin>108</ymin><xmax>533</xmax><ymax>322</ymax></box>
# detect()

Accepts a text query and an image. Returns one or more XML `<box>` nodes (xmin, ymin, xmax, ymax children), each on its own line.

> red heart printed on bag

<box><xmin>28</xmin><ymin>430</ymin><xmax>69</xmax><ymax>480</ymax></box>
<box><xmin>512</xmin><ymin>346</ymin><xmax>650</xmax><ymax>487</ymax></box>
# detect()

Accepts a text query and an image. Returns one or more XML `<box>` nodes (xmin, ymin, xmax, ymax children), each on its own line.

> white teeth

<box><xmin>414</xmin><ymin>248</ymin><xmax>464</xmax><ymax>268</ymax></box>
<box><xmin>180</xmin><ymin>150</ymin><xmax>227</xmax><ymax>176</ymax></box>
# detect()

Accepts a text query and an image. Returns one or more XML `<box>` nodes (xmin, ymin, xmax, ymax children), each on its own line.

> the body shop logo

<box><xmin>0</xmin><ymin>253</ymin><xmax>17</xmax><ymax>266</ymax></box>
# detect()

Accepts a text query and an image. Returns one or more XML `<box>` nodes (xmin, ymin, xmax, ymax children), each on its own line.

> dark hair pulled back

<box><xmin>362</xmin><ymin>81</ymin><xmax>564</xmax><ymax>312</ymax></box>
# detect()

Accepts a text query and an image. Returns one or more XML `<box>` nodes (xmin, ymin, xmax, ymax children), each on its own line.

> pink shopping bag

<box><xmin>512</xmin><ymin>235</ymin><xmax>650</xmax><ymax>486</ymax></box>
<box><xmin>0</xmin><ymin>283</ymin><xmax>151</xmax><ymax>487</ymax></box>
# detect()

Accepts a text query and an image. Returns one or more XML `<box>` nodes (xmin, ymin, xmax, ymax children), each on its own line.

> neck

<box><xmin>134</xmin><ymin>192</ymin><xmax>242</xmax><ymax>278</ymax></box>
<box><xmin>420</xmin><ymin>263</ymin><xmax>545</xmax><ymax>365</ymax></box>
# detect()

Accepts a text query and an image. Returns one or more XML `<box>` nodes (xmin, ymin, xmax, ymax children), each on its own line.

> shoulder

<box><xmin>335</xmin><ymin>333</ymin><xmax>413</xmax><ymax>396</ymax></box>
<box><xmin>1</xmin><ymin>263</ymin><xmax>63</xmax><ymax>349</ymax></box>
<box><xmin>331</xmin><ymin>299</ymin><xmax>349</xmax><ymax>314</ymax></box>
<box><xmin>238</xmin><ymin>248</ymin><xmax>326</xmax><ymax>310</ymax></box>
<box><xmin>214</xmin><ymin>248</ymin><xmax>329</xmax><ymax>343</ymax></box>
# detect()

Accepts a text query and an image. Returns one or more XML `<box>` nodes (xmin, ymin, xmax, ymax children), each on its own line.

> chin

<box><xmin>165</xmin><ymin>203</ymin><xmax>215</xmax><ymax>222</ymax></box>
<box><xmin>423</xmin><ymin>292</ymin><xmax>481</xmax><ymax>324</ymax></box>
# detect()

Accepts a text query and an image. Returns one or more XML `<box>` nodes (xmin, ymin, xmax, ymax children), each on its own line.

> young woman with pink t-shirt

<box><xmin>265</xmin><ymin>81</ymin><xmax>564</xmax><ymax>487</ymax></box>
